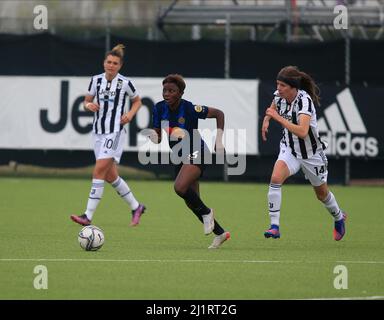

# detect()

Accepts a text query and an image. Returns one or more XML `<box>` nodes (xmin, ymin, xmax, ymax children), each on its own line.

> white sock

<box><xmin>84</xmin><ymin>179</ymin><xmax>104</xmax><ymax>220</ymax></box>
<box><xmin>322</xmin><ymin>192</ymin><xmax>343</xmax><ymax>221</ymax></box>
<box><xmin>111</xmin><ymin>177</ymin><xmax>139</xmax><ymax>211</ymax></box>
<box><xmin>268</xmin><ymin>183</ymin><xmax>282</xmax><ymax>226</ymax></box>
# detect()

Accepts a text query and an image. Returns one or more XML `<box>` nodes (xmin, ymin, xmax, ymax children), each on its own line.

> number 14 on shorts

<box><xmin>314</xmin><ymin>165</ymin><xmax>325</xmax><ymax>176</ymax></box>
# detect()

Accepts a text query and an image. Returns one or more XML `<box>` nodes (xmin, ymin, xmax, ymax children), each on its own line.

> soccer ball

<box><xmin>78</xmin><ymin>225</ymin><xmax>105</xmax><ymax>251</ymax></box>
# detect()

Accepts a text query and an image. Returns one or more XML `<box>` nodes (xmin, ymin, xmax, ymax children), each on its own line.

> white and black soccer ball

<box><xmin>78</xmin><ymin>225</ymin><xmax>105</xmax><ymax>251</ymax></box>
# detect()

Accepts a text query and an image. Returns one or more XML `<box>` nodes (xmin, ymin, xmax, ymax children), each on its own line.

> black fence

<box><xmin>1</xmin><ymin>33</ymin><xmax>383</xmax><ymax>183</ymax></box>
<box><xmin>1</xmin><ymin>33</ymin><xmax>384</xmax><ymax>85</ymax></box>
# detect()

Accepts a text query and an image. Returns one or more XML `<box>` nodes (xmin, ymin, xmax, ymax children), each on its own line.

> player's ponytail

<box><xmin>105</xmin><ymin>44</ymin><xmax>125</xmax><ymax>63</ymax></box>
<box><xmin>299</xmin><ymin>70</ymin><xmax>320</xmax><ymax>106</ymax></box>
<box><xmin>277</xmin><ymin>66</ymin><xmax>320</xmax><ymax>106</ymax></box>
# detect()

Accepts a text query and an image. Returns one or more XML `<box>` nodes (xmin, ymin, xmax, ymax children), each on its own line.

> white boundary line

<box><xmin>336</xmin><ymin>260</ymin><xmax>384</xmax><ymax>264</ymax></box>
<box><xmin>0</xmin><ymin>258</ymin><xmax>298</xmax><ymax>263</ymax></box>
<box><xmin>1</xmin><ymin>258</ymin><xmax>384</xmax><ymax>264</ymax></box>
<box><xmin>1</xmin><ymin>259</ymin><xmax>383</xmax><ymax>300</ymax></box>
<box><xmin>303</xmin><ymin>296</ymin><xmax>384</xmax><ymax>300</ymax></box>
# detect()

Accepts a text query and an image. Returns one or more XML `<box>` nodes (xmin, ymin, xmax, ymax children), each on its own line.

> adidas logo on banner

<box><xmin>318</xmin><ymin>88</ymin><xmax>378</xmax><ymax>157</ymax></box>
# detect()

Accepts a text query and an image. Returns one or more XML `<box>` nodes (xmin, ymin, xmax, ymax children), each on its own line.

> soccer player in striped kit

<box><xmin>70</xmin><ymin>44</ymin><xmax>146</xmax><ymax>227</ymax></box>
<box><xmin>261</xmin><ymin>66</ymin><xmax>347</xmax><ymax>241</ymax></box>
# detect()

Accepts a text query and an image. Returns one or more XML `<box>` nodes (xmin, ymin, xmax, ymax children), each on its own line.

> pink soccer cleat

<box><xmin>130</xmin><ymin>204</ymin><xmax>146</xmax><ymax>226</ymax></box>
<box><xmin>264</xmin><ymin>225</ymin><xmax>280</xmax><ymax>239</ymax></box>
<box><xmin>70</xmin><ymin>214</ymin><xmax>91</xmax><ymax>226</ymax></box>
<box><xmin>334</xmin><ymin>212</ymin><xmax>347</xmax><ymax>241</ymax></box>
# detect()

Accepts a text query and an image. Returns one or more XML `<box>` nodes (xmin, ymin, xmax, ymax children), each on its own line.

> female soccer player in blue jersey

<box><xmin>150</xmin><ymin>74</ymin><xmax>230</xmax><ymax>249</ymax></box>
<box><xmin>262</xmin><ymin>66</ymin><xmax>347</xmax><ymax>241</ymax></box>
<box><xmin>70</xmin><ymin>44</ymin><xmax>146</xmax><ymax>227</ymax></box>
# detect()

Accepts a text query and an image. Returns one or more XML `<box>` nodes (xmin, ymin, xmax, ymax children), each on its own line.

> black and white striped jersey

<box><xmin>273</xmin><ymin>89</ymin><xmax>327</xmax><ymax>159</ymax></box>
<box><xmin>87</xmin><ymin>73</ymin><xmax>139</xmax><ymax>134</ymax></box>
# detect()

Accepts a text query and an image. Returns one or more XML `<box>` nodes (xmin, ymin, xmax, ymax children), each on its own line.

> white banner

<box><xmin>0</xmin><ymin>76</ymin><xmax>258</xmax><ymax>154</ymax></box>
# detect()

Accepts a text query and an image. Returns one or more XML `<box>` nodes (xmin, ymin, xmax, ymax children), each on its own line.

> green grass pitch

<box><xmin>0</xmin><ymin>177</ymin><xmax>383</xmax><ymax>300</ymax></box>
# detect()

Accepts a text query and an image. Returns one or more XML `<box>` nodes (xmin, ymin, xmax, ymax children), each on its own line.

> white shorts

<box><xmin>92</xmin><ymin>129</ymin><xmax>126</xmax><ymax>164</ymax></box>
<box><xmin>277</xmin><ymin>143</ymin><xmax>328</xmax><ymax>186</ymax></box>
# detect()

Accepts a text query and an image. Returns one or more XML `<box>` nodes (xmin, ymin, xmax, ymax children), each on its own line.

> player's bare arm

<box><xmin>266</xmin><ymin>108</ymin><xmax>311</xmax><ymax>139</ymax></box>
<box><xmin>206</xmin><ymin>107</ymin><xmax>225</xmax><ymax>152</ymax></box>
<box><xmin>121</xmin><ymin>95</ymin><xmax>142</xmax><ymax>125</ymax></box>
<box><xmin>262</xmin><ymin>101</ymin><xmax>276</xmax><ymax>141</ymax></box>
<box><xmin>83</xmin><ymin>95</ymin><xmax>100</xmax><ymax>112</ymax></box>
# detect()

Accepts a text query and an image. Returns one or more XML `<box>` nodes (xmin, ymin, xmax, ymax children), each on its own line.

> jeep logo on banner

<box><xmin>317</xmin><ymin>88</ymin><xmax>378</xmax><ymax>157</ymax></box>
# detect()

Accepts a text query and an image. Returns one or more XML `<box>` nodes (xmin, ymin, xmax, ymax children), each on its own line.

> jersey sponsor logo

<box><xmin>99</xmin><ymin>98</ymin><xmax>114</xmax><ymax>102</ymax></box>
<box><xmin>317</xmin><ymin>88</ymin><xmax>378</xmax><ymax>157</ymax></box>
<box><xmin>194</xmin><ymin>105</ymin><xmax>203</xmax><ymax>112</ymax></box>
<box><xmin>281</xmin><ymin>114</ymin><xmax>292</xmax><ymax>121</ymax></box>
<box><xmin>99</xmin><ymin>89</ymin><xmax>116</xmax><ymax>97</ymax></box>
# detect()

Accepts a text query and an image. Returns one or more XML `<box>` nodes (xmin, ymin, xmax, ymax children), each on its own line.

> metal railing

<box><xmin>158</xmin><ymin>4</ymin><xmax>384</xmax><ymax>27</ymax></box>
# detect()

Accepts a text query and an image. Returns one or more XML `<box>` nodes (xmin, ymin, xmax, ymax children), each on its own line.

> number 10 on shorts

<box><xmin>104</xmin><ymin>138</ymin><xmax>113</xmax><ymax>149</ymax></box>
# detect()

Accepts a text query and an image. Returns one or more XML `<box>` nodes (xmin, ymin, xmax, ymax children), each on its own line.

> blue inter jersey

<box><xmin>152</xmin><ymin>99</ymin><xmax>209</xmax><ymax>149</ymax></box>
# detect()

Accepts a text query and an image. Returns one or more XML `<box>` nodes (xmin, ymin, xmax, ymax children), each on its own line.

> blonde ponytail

<box><xmin>105</xmin><ymin>43</ymin><xmax>125</xmax><ymax>63</ymax></box>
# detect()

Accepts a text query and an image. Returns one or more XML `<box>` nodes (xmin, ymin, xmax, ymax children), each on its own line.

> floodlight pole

<box><xmin>344</xmin><ymin>8</ymin><xmax>351</xmax><ymax>186</ymax></box>
<box><xmin>223</xmin><ymin>14</ymin><xmax>231</xmax><ymax>182</ymax></box>
<box><xmin>224</xmin><ymin>13</ymin><xmax>231</xmax><ymax>79</ymax></box>
<box><xmin>286</xmin><ymin>0</ymin><xmax>292</xmax><ymax>43</ymax></box>
<box><xmin>105</xmin><ymin>11</ymin><xmax>111</xmax><ymax>53</ymax></box>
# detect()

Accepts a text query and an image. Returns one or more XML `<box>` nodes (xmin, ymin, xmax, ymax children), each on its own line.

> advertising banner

<box><xmin>0</xmin><ymin>77</ymin><xmax>258</xmax><ymax>155</ymax></box>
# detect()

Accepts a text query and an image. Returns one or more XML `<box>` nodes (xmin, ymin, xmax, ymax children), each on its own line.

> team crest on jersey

<box><xmin>178</xmin><ymin>117</ymin><xmax>185</xmax><ymax>125</ymax></box>
<box><xmin>194</xmin><ymin>105</ymin><xmax>203</xmax><ymax>112</ymax></box>
<box><xmin>117</xmin><ymin>79</ymin><xmax>123</xmax><ymax>90</ymax></box>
